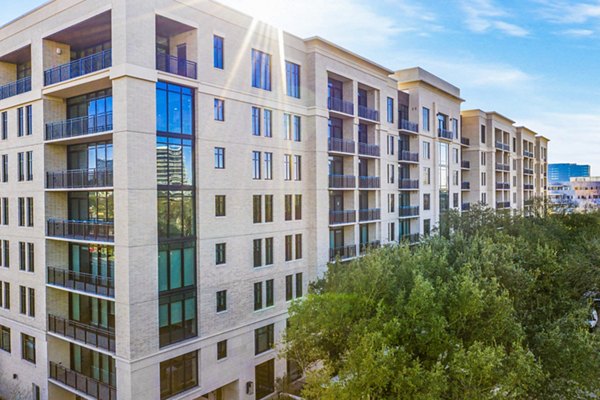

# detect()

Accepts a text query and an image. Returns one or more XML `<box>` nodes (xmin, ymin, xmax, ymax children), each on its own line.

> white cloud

<box><xmin>535</xmin><ymin>0</ymin><xmax>600</xmax><ymax>24</ymax></box>
<box><xmin>560</xmin><ymin>28</ymin><xmax>595</xmax><ymax>36</ymax></box>
<box><xmin>459</xmin><ymin>0</ymin><xmax>529</xmax><ymax>36</ymax></box>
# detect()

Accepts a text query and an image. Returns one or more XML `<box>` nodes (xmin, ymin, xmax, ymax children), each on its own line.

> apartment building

<box><xmin>0</xmin><ymin>1</ymin><xmax>549</xmax><ymax>400</ymax></box>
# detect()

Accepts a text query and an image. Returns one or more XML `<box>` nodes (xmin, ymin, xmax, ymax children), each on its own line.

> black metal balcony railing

<box><xmin>399</xmin><ymin>179</ymin><xmax>419</xmax><ymax>190</ymax></box>
<box><xmin>496</xmin><ymin>182</ymin><xmax>510</xmax><ymax>190</ymax></box>
<box><xmin>0</xmin><ymin>76</ymin><xmax>31</xmax><ymax>100</ymax></box>
<box><xmin>496</xmin><ymin>201</ymin><xmax>511</xmax><ymax>209</ymax></box>
<box><xmin>524</xmin><ymin>184</ymin><xmax>535</xmax><ymax>190</ymax></box>
<box><xmin>461</xmin><ymin>137</ymin><xmax>470</xmax><ymax>146</ymax></box>
<box><xmin>360</xmin><ymin>240</ymin><xmax>381</xmax><ymax>253</ymax></box>
<box><xmin>156</xmin><ymin>53</ymin><xmax>198</xmax><ymax>79</ymax></box>
<box><xmin>329</xmin><ymin>210</ymin><xmax>356</xmax><ymax>225</ymax></box>
<box><xmin>358</xmin><ymin>105</ymin><xmax>379</xmax><ymax>121</ymax></box>
<box><xmin>328</xmin><ymin>97</ymin><xmax>354</xmax><ymax>115</ymax></box>
<box><xmin>438</xmin><ymin>128</ymin><xmax>454</xmax><ymax>140</ymax></box>
<box><xmin>329</xmin><ymin>244</ymin><xmax>356</xmax><ymax>262</ymax></box>
<box><xmin>524</xmin><ymin>168</ymin><xmax>534</xmax><ymax>175</ymax></box>
<box><xmin>399</xmin><ymin>206</ymin><xmax>419</xmax><ymax>218</ymax></box>
<box><xmin>359</xmin><ymin>208</ymin><xmax>381</xmax><ymax>222</ymax></box>
<box><xmin>495</xmin><ymin>163</ymin><xmax>510</xmax><ymax>172</ymax></box>
<box><xmin>47</xmin><ymin>266</ymin><xmax>114</xmax><ymax>298</ymax></box>
<box><xmin>328</xmin><ymin>137</ymin><xmax>355</xmax><ymax>154</ymax></box>
<box><xmin>461</xmin><ymin>160</ymin><xmax>470</xmax><ymax>169</ymax></box>
<box><xmin>461</xmin><ymin>182</ymin><xmax>471</xmax><ymax>190</ymax></box>
<box><xmin>46</xmin><ymin>112</ymin><xmax>113</xmax><ymax>141</ymax></box>
<box><xmin>44</xmin><ymin>49</ymin><xmax>112</xmax><ymax>86</ymax></box>
<box><xmin>399</xmin><ymin>119</ymin><xmax>418</xmax><ymax>133</ymax></box>
<box><xmin>523</xmin><ymin>150</ymin><xmax>534</xmax><ymax>158</ymax></box>
<box><xmin>49</xmin><ymin>361</ymin><xmax>116</xmax><ymax>400</ymax></box>
<box><xmin>358</xmin><ymin>142</ymin><xmax>380</xmax><ymax>157</ymax></box>
<box><xmin>46</xmin><ymin>169</ymin><xmax>113</xmax><ymax>190</ymax></box>
<box><xmin>400</xmin><ymin>233</ymin><xmax>420</xmax><ymax>244</ymax></box>
<box><xmin>48</xmin><ymin>314</ymin><xmax>115</xmax><ymax>353</ymax></box>
<box><xmin>398</xmin><ymin>150</ymin><xmax>419</xmax><ymax>163</ymax></box>
<box><xmin>47</xmin><ymin>219</ymin><xmax>114</xmax><ymax>243</ymax></box>
<box><xmin>329</xmin><ymin>174</ymin><xmax>356</xmax><ymax>189</ymax></box>
<box><xmin>358</xmin><ymin>176</ymin><xmax>380</xmax><ymax>189</ymax></box>
<box><xmin>461</xmin><ymin>202</ymin><xmax>471</xmax><ymax>211</ymax></box>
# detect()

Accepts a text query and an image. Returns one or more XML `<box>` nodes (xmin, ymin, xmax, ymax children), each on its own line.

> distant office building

<box><xmin>548</xmin><ymin>163</ymin><xmax>590</xmax><ymax>183</ymax></box>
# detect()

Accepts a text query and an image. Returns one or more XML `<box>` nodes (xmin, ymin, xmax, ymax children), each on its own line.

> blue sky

<box><xmin>3</xmin><ymin>0</ymin><xmax>600</xmax><ymax>171</ymax></box>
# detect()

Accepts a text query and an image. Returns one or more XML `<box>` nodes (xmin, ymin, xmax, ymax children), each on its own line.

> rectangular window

<box><xmin>294</xmin><ymin>194</ymin><xmax>302</xmax><ymax>220</ymax></box>
<box><xmin>451</xmin><ymin>118</ymin><xmax>458</xmax><ymax>138</ymax></box>
<box><xmin>2</xmin><ymin>282</ymin><xmax>9</xmax><ymax>309</ymax></box>
<box><xmin>283</xmin><ymin>114</ymin><xmax>292</xmax><ymax>140</ymax></box>
<box><xmin>26</xmin><ymin>105</ymin><xmax>32</xmax><ymax>136</ymax></box>
<box><xmin>424</xmin><ymin>193</ymin><xmax>431</xmax><ymax>210</ymax></box>
<box><xmin>387</xmin><ymin>97</ymin><xmax>394</xmax><ymax>123</ymax></box>
<box><xmin>388</xmin><ymin>193</ymin><xmax>395</xmax><ymax>213</ymax></box>
<box><xmin>215</xmin><ymin>195</ymin><xmax>226</xmax><ymax>217</ymax></box>
<box><xmin>285</xmin><ymin>275</ymin><xmax>293</xmax><ymax>301</ymax></box>
<box><xmin>20</xmin><ymin>286</ymin><xmax>26</xmax><ymax>314</ymax></box>
<box><xmin>213</xmin><ymin>35</ymin><xmax>224</xmax><ymax>69</ymax></box>
<box><xmin>296</xmin><ymin>272</ymin><xmax>303</xmax><ymax>298</ymax></box>
<box><xmin>21</xmin><ymin>334</ymin><xmax>35</xmax><ymax>364</ymax></box>
<box><xmin>453</xmin><ymin>148</ymin><xmax>459</xmax><ymax>164</ymax></box>
<box><xmin>295</xmin><ymin>234</ymin><xmax>302</xmax><ymax>259</ymax></box>
<box><xmin>28</xmin><ymin>288</ymin><xmax>34</xmax><ymax>317</ymax></box>
<box><xmin>1</xmin><ymin>241</ymin><xmax>8</xmax><ymax>268</ymax></box>
<box><xmin>285</xmin><ymin>61</ymin><xmax>300</xmax><ymax>98</ymax></box>
<box><xmin>18</xmin><ymin>153</ymin><xmax>24</xmax><ymax>181</ymax></box>
<box><xmin>27</xmin><ymin>198</ymin><xmax>33</xmax><ymax>227</ymax></box>
<box><xmin>214</xmin><ymin>147</ymin><xmax>225</xmax><ymax>169</ymax></box>
<box><xmin>481</xmin><ymin>125</ymin><xmax>486</xmax><ymax>143</ymax></box>
<box><xmin>453</xmin><ymin>193</ymin><xmax>459</xmax><ymax>208</ymax></box>
<box><xmin>453</xmin><ymin>170</ymin><xmax>459</xmax><ymax>186</ymax></box>
<box><xmin>265</xmin><ymin>237</ymin><xmax>273</xmax><ymax>265</ymax></box>
<box><xmin>481</xmin><ymin>172</ymin><xmax>487</xmax><ymax>186</ymax></box>
<box><xmin>19</xmin><ymin>242</ymin><xmax>26</xmax><ymax>271</ymax></box>
<box><xmin>159</xmin><ymin>351</ymin><xmax>198</xmax><ymax>400</ymax></box>
<box><xmin>294</xmin><ymin>155</ymin><xmax>302</xmax><ymax>181</ymax></box>
<box><xmin>387</xmin><ymin>135</ymin><xmax>395</xmax><ymax>155</ymax></box>
<box><xmin>389</xmin><ymin>222</ymin><xmax>396</xmax><ymax>242</ymax></box>
<box><xmin>17</xmin><ymin>108</ymin><xmax>24</xmax><ymax>137</ymax></box>
<box><xmin>285</xmin><ymin>235</ymin><xmax>293</xmax><ymax>261</ymax></box>
<box><xmin>254</xmin><ymin>324</ymin><xmax>274</xmax><ymax>355</ymax></box>
<box><xmin>424</xmin><ymin>219</ymin><xmax>431</xmax><ymax>235</ymax></box>
<box><xmin>265</xmin><ymin>279</ymin><xmax>274</xmax><ymax>307</ymax></box>
<box><xmin>284</xmin><ymin>195</ymin><xmax>292</xmax><ymax>221</ymax></box>
<box><xmin>217</xmin><ymin>340</ymin><xmax>227</xmax><ymax>360</ymax></box>
<box><xmin>26</xmin><ymin>151</ymin><xmax>33</xmax><ymax>181</ymax></box>
<box><xmin>18</xmin><ymin>198</ymin><xmax>25</xmax><ymax>226</ymax></box>
<box><xmin>264</xmin><ymin>152</ymin><xmax>272</xmax><ymax>180</ymax></box>
<box><xmin>481</xmin><ymin>152</ymin><xmax>486</xmax><ymax>166</ymax></box>
<box><xmin>423</xmin><ymin>167</ymin><xmax>431</xmax><ymax>185</ymax></box>
<box><xmin>422</xmin><ymin>141</ymin><xmax>431</xmax><ymax>159</ymax></box>
<box><xmin>251</xmin><ymin>49</ymin><xmax>271</xmax><ymax>91</ymax></box>
<box><xmin>284</xmin><ymin>154</ymin><xmax>292</xmax><ymax>181</ymax></box>
<box><xmin>215</xmin><ymin>243</ymin><xmax>226</xmax><ymax>265</ymax></box>
<box><xmin>1</xmin><ymin>154</ymin><xmax>7</xmax><ymax>182</ymax></box>
<box><xmin>1</xmin><ymin>112</ymin><xmax>6</xmax><ymax>140</ymax></box>
<box><xmin>27</xmin><ymin>243</ymin><xmax>34</xmax><ymax>272</ymax></box>
<box><xmin>253</xmin><ymin>239</ymin><xmax>262</xmax><ymax>267</ymax></box>
<box><xmin>264</xmin><ymin>109</ymin><xmax>272</xmax><ymax>137</ymax></box>
<box><xmin>0</xmin><ymin>325</ymin><xmax>10</xmax><ymax>352</ymax></box>
<box><xmin>255</xmin><ymin>359</ymin><xmax>275</xmax><ymax>399</ymax></box>
<box><xmin>252</xmin><ymin>107</ymin><xmax>261</xmax><ymax>136</ymax></box>
<box><xmin>216</xmin><ymin>290</ymin><xmax>227</xmax><ymax>312</ymax></box>
<box><xmin>252</xmin><ymin>151</ymin><xmax>261</xmax><ymax>179</ymax></box>
<box><xmin>1</xmin><ymin>198</ymin><xmax>8</xmax><ymax>225</ymax></box>
<box><xmin>214</xmin><ymin>99</ymin><xmax>224</xmax><ymax>121</ymax></box>
<box><xmin>293</xmin><ymin>115</ymin><xmax>301</xmax><ymax>142</ymax></box>
<box><xmin>254</xmin><ymin>282</ymin><xmax>263</xmax><ymax>310</ymax></box>
<box><xmin>265</xmin><ymin>195</ymin><xmax>273</xmax><ymax>222</ymax></box>
<box><xmin>422</xmin><ymin>107</ymin><xmax>430</xmax><ymax>131</ymax></box>
<box><xmin>253</xmin><ymin>195</ymin><xmax>262</xmax><ymax>223</ymax></box>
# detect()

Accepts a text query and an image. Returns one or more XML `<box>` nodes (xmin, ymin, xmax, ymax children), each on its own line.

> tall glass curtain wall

<box><xmin>156</xmin><ymin>82</ymin><xmax>197</xmax><ymax>347</ymax></box>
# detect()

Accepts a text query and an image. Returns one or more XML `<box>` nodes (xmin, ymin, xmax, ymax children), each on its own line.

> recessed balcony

<box><xmin>48</xmin><ymin>314</ymin><xmax>115</xmax><ymax>353</ymax></box>
<box><xmin>461</xmin><ymin>137</ymin><xmax>470</xmax><ymax>146</ymax></box>
<box><xmin>329</xmin><ymin>174</ymin><xmax>356</xmax><ymax>189</ymax></box>
<box><xmin>524</xmin><ymin>168</ymin><xmax>534</xmax><ymax>175</ymax></box>
<box><xmin>360</xmin><ymin>240</ymin><xmax>381</xmax><ymax>253</ymax></box>
<box><xmin>399</xmin><ymin>119</ymin><xmax>418</xmax><ymax>133</ymax></box>
<box><xmin>44</xmin><ymin>49</ymin><xmax>112</xmax><ymax>86</ymax></box>
<box><xmin>495</xmin><ymin>141</ymin><xmax>510</xmax><ymax>151</ymax></box>
<box><xmin>0</xmin><ymin>77</ymin><xmax>31</xmax><ymax>100</ymax></box>
<box><xmin>358</xmin><ymin>176</ymin><xmax>380</xmax><ymax>189</ymax></box>
<box><xmin>47</xmin><ymin>266</ymin><xmax>114</xmax><ymax>298</ymax></box>
<box><xmin>438</xmin><ymin>127</ymin><xmax>454</xmax><ymax>140</ymax></box>
<box><xmin>495</xmin><ymin>163</ymin><xmax>510</xmax><ymax>172</ymax></box>
<box><xmin>47</xmin><ymin>219</ymin><xmax>114</xmax><ymax>243</ymax></box>
<box><xmin>359</xmin><ymin>208</ymin><xmax>381</xmax><ymax>222</ymax></box>
<box><xmin>461</xmin><ymin>160</ymin><xmax>470</xmax><ymax>169</ymax></box>
<box><xmin>524</xmin><ymin>184</ymin><xmax>534</xmax><ymax>190</ymax></box>
<box><xmin>399</xmin><ymin>179</ymin><xmax>419</xmax><ymax>190</ymax></box>
<box><xmin>0</xmin><ymin>44</ymin><xmax>32</xmax><ymax>100</ymax></box>
<box><xmin>156</xmin><ymin>53</ymin><xmax>197</xmax><ymax>79</ymax></box>
<box><xmin>45</xmin><ymin>112</ymin><xmax>113</xmax><ymax>141</ymax></box>
<box><xmin>49</xmin><ymin>361</ymin><xmax>116</xmax><ymax>400</ymax></box>
<box><xmin>358</xmin><ymin>105</ymin><xmax>379</xmax><ymax>122</ymax></box>
<box><xmin>398</xmin><ymin>150</ymin><xmax>419</xmax><ymax>163</ymax></box>
<box><xmin>329</xmin><ymin>244</ymin><xmax>356</xmax><ymax>262</ymax></box>
<box><xmin>462</xmin><ymin>182</ymin><xmax>471</xmax><ymax>190</ymax></box>
<box><xmin>328</xmin><ymin>97</ymin><xmax>354</xmax><ymax>115</ymax></box>
<box><xmin>461</xmin><ymin>202</ymin><xmax>471</xmax><ymax>211</ymax></box>
<box><xmin>496</xmin><ymin>182</ymin><xmax>510</xmax><ymax>190</ymax></box>
<box><xmin>496</xmin><ymin>201</ymin><xmax>511</xmax><ymax>209</ymax></box>
<box><xmin>328</xmin><ymin>137</ymin><xmax>355</xmax><ymax>154</ymax></box>
<box><xmin>329</xmin><ymin>210</ymin><xmax>356</xmax><ymax>225</ymax></box>
<box><xmin>399</xmin><ymin>205</ymin><xmax>419</xmax><ymax>218</ymax></box>
<box><xmin>400</xmin><ymin>233</ymin><xmax>420</xmax><ymax>244</ymax></box>
<box><xmin>358</xmin><ymin>142</ymin><xmax>380</xmax><ymax>157</ymax></box>
<box><xmin>46</xmin><ymin>169</ymin><xmax>113</xmax><ymax>190</ymax></box>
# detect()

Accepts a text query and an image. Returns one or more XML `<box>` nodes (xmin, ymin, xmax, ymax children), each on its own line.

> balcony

<box><xmin>46</xmin><ymin>169</ymin><xmax>113</xmax><ymax>190</ymax></box>
<box><xmin>524</xmin><ymin>199</ymin><xmax>534</xmax><ymax>206</ymax></box>
<box><xmin>400</xmin><ymin>233</ymin><xmax>420</xmax><ymax>244</ymax></box>
<box><xmin>329</xmin><ymin>174</ymin><xmax>356</xmax><ymax>189</ymax></box>
<box><xmin>329</xmin><ymin>210</ymin><xmax>356</xmax><ymax>225</ymax></box>
<box><xmin>358</xmin><ymin>176</ymin><xmax>380</xmax><ymax>189</ymax></box>
<box><xmin>48</xmin><ymin>314</ymin><xmax>115</xmax><ymax>353</ymax></box>
<box><xmin>438</xmin><ymin>127</ymin><xmax>454</xmax><ymax>140</ymax></box>
<box><xmin>461</xmin><ymin>182</ymin><xmax>471</xmax><ymax>190</ymax></box>
<box><xmin>0</xmin><ymin>76</ymin><xmax>31</xmax><ymax>100</ymax></box>
<box><xmin>46</xmin><ymin>112</ymin><xmax>113</xmax><ymax>141</ymax></box>
<box><xmin>47</xmin><ymin>266</ymin><xmax>114</xmax><ymax>298</ymax></box>
<box><xmin>358</xmin><ymin>105</ymin><xmax>379</xmax><ymax>122</ymax></box>
<box><xmin>49</xmin><ymin>361</ymin><xmax>116</xmax><ymax>400</ymax></box>
<box><xmin>44</xmin><ymin>49</ymin><xmax>112</xmax><ymax>86</ymax></box>
<box><xmin>496</xmin><ymin>182</ymin><xmax>510</xmax><ymax>190</ymax></box>
<box><xmin>398</xmin><ymin>150</ymin><xmax>419</xmax><ymax>163</ymax></box>
<box><xmin>495</xmin><ymin>163</ymin><xmax>510</xmax><ymax>172</ymax></box>
<box><xmin>461</xmin><ymin>202</ymin><xmax>471</xmax><ymax>211</ymax></box>
<box><xmin>329</xmin><ymin>244</ymin><xmax>356</xmax><ymax>262</ymax></box>
<box><xmin>328</xmin><ymin>138</ymin><xmax>355</xmax><ymax>154</ymax></box>
<box><xmin>156</xmin><ymin>53</ymin><xmax>197</xmax><ymax>79</ymax></box>
<box><xmin>399</xmin><ymin>179</ymin><xmax>419</xmax><ymax>190</ymax></box>
<box><xmin>524</xmin><ymin>168</ymin><xmax>534</xmax><ymax>175</ymax></box>
<box><xmin>524</xmin><ymin>184</ymin><xmax>534</xmax><ymax>190</ymax></box>
<box><xmin>399</xmin><ymin>206</ymin><xmax>419</xmax><ymax>218</ymax></box>
<box><xmin>399</xmin><ymin>119</ymin><xmax>418</xmax><ymax>133</ymax></box>
<box><xmin>523</xmin><ymin>150</ymin><xmax>534</xmax><ymax>158</ymax></box>
<box><xmin>47</xmin><ymin>219</ymin><xmax>114</xmax><ymax>243</ymax></box>
<box><xmin>461</xmin><ymin>137</ymin><xmax>470</xmax><ymax>146</ymax></box>
<box><xmin>360</xmin><ymin>240</ymin><xmax>381</xmax><ymax>253</ymax></box>
<box><xmin>358</xmin><ymin>142</ymin><xmax>380</xmax><ymax>157</ymax></box>
<box><xmin>495</xmin><ymin>141</ymin><xmax>510</xmax><ymax>151</ymax></box>
<box><xmin>496</xmin><ymin>201</ymin><xmax>511</xmax><ymax>209</ymax></box>
<box><xmin>359</xmin><ymin>208</ymin><xmax>381</xmax><ymax>222</ymax></box>
<box><xmin>461</xmin><ymin>160</ymin><xmax>470</xmax><ymax>169</ymax></box>
<box><xmin>328</xmin><ymin>97</ymin><xmax>354</xmax><ymax>115</ymax></box>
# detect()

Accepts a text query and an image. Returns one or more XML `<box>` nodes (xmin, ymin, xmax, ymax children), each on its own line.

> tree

<box><xmin>283</xmin><ymin>208</ymin><xmax>600</xmax><ymax>399</ymax></box>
